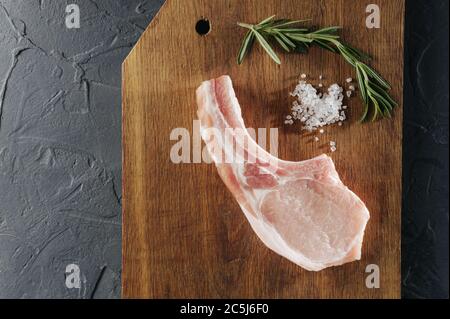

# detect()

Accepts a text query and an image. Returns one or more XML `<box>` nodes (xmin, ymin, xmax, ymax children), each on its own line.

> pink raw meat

<box><xmin>196</xmin><ymin>75</ymin><xmax>370</xmax><ymax>271</ymax></box>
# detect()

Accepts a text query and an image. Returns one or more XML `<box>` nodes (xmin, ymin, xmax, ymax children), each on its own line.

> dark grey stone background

<box><xmin>0</xmin><ymin>0</ymin><xmax>447</xmax><ymax>299</ymax></box>
<box><xmin>0</xmin><ymin>0</ymin><xmax>164</xmax><ymax>299</ymax></box>
<box><xmin>402</xmin><ymin>0</ymin><xmax>448</xmax><ymax>299</ymax></box>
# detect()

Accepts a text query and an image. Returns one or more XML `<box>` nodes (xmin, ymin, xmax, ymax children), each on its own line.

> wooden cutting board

<box><xmin>122</xmin><ymin>0</ymin><xmax>404</xmax><ymax>299</ymax></box>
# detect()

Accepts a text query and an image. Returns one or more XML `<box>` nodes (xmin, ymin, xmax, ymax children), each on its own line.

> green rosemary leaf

<box><xmin>237</xmin><ymin>30</ymin><xmax>255</xmax><ymax>64</ymax></box>
<box><xmin>356</xmin><ymin>64</ymin><xmax>369</xmax><ymax>105</ymax></box>
<box><xmin>271</xmin><ymin>19</ymin><xmax>310</xmax><ymax>28</ymax></box>
<box><xmin>252</xmin><ymin>29</ymin><xmax>281</xmax><ymax>64</ymax></box>
<box><xmin>361</xmin><ymin>63</ymin><xmax>391</xmax><ymax>89</ymax></box>
<box><xmin>315</xmin><ymin>31</ymin><xmax>340</xmax><ymax>38</ymax></box>
<box><xmin>274</xmin><ymin>34</ymin><xmax>292</xmax><ymax>52</ymax></box>
<box><xmin>379</xmin><ymin>98</ymin><xmax>393</xmax><ymax>117</ymax></box>
<box><xmin>237</xmin><ymin>22</ymin><xmax>254</xmax><ymax>30</ymax></box>
<box><xmin>339</xmin><ymin>48</ymin><xmax>358</xmax><ymax>66</ymax></box>
<box><xmin>313</xmin><ymin>39</ymin><xmax>338</xmax><ymax>53</ymax></box>
<box><xmin>276</xmin><ymin>32</ymin><xmax>297</xmax><ymax>48</ymax></box>
<box><xmin>313</xmin><ymin>26</ymin><xmax>342</xmax><ymax>34</ymax></box>
<box><xmin>343</xmin><ymin>42</ymin><xmax>371</xmax><ymax>61</ymax></box>
<box><xmin>272</xmin><ymin>27</ymin><xmax>309</xmax><ymax>33</ymax></box>
<box><xmin>367</xmin><ymin>86</ymin><xmax>393</xmax><ymax>111</ymax></box>
<box><xmin>336</xmin><ymin>43</ymin><xmax>358</xmax><ymax>65</ymax></box>
<box><xmin>370</xmin><ymin>81</ymin><xmax>398</xmax><ymax>106</ymax></box>
<box><xmin>372</xmin><ymin>91</ymin><xmax>391</xmax><ymax>117</ymax></box>
<box><xmin>285</xmin><ymin>33</ymin><xmax>314</xmax><ymax>43</ymax></box>
<box><xmin>258</xmin><ymin>15</ymin><xmax>276</xmax><ymax>26</ymax></box>
<box><xmin>270</xmin><ymin>19</ymin><xmax>291</xmax><ymax>26</ymax></box>
<box><xmin>369</xmin><ymin>95</ymin><xmax>381</xmax><ymax>122</ymax></box>
<box><xmin>309</xmin><ymin>33</ymin><xmax>341</xmax><ymax>40</ymax></box>
<box><xmin>359</xmin><ymin>101</ymin><xmax>370</xmax><ymax>123</ymax></box>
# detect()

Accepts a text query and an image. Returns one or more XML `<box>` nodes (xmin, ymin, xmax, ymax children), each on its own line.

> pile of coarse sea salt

<box><xmin>285</xmin><ymin>79</ymin><xmax>347</xmax><ymax>131</ymax></box>
<box><xmin>284</xmin><ymin>75</ymin><xmax>356</xmax><ymax>152</ymax></box>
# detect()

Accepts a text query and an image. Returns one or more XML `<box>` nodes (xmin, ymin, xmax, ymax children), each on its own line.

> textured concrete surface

<box><xmin>0</xmin><ymin>0</ymin><xmax>448</xmax><ymax>299</ymax></box>
<box><xmin>402</xmin><ymin>0</ymin><xmax>449</xmax><ymax>299</ymax></box>
<box><xmin>0</xmin><ymin>0</ymin><xmax>164</xmax><ymax>298</ymax></box>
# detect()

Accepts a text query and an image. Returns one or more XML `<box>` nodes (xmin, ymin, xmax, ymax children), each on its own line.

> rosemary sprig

<box><xmin>237</xmin><ymin>16</ymin><xmax>397</xmax><ymax>122</ymax></box>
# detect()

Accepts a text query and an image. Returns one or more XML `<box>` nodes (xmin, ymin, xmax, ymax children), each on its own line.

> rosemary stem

<box><xmin>237</xmin><ymin>22</ymin><xmax>254</xmax><ymax>29</ymax></box>
<box><xmin>236</xmin><ymin>15</ymin><xmax>396</xmax><ymax>122</ymax></box>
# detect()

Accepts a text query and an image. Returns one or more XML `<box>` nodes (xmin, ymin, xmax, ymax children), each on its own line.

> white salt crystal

<box><xmin>288</xmin><ymin>80</ymin><xmax>347</xmax><ymax>131</ymax></box>
<box><xmin>346</xmin><ymin>77</ymin><xmax>353</xmax><ymax>83</ymax></box>
<box><xmin>300</xmin><ymin>73</ymin><xmax>307</xmax><ymax>79</ymax></box>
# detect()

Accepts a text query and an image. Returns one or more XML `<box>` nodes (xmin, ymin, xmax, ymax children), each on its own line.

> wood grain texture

<box><xmin>122</xmin><ymin>0</ymin><xmax>404</xmax><ymax>299</ymax></box>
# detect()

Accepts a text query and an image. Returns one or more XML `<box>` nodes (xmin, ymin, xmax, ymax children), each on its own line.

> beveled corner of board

<box><xmin>122</xmin><ymin>0</ymin><xmax>172</xmax><ymax>66</ymax></box>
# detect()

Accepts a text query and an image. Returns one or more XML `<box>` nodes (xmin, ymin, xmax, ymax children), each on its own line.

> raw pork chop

<box><xmin>196</xmin><ymin>75</ymin><xmax>370</xmax><ymax>271</ymax></box>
